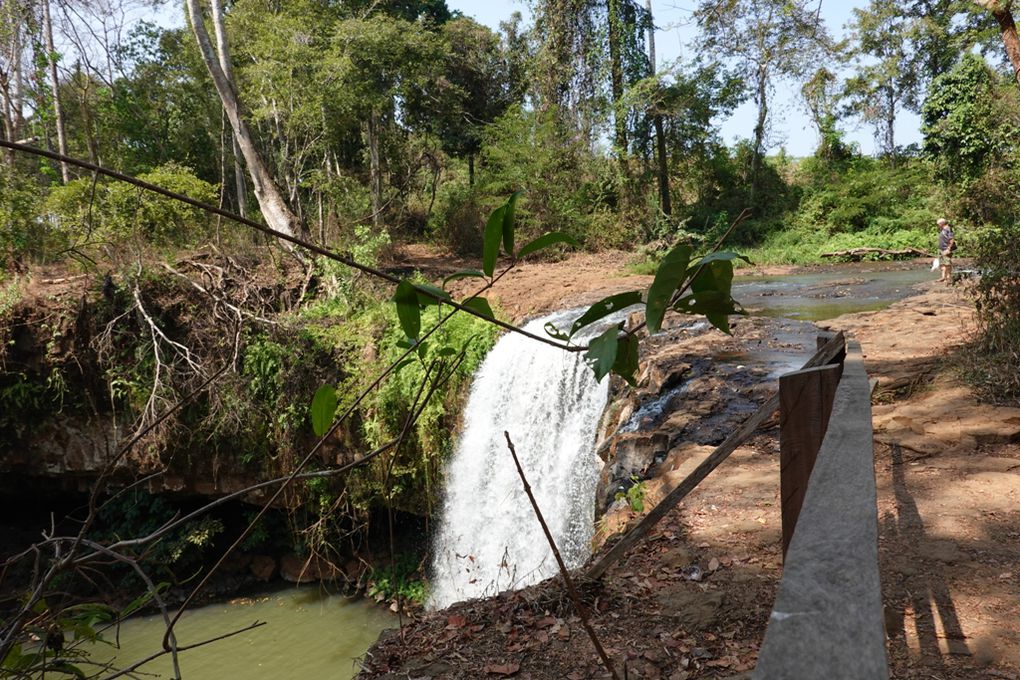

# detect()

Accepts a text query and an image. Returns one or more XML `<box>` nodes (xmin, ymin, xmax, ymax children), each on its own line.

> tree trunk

<box><xmin>884</xmin><ymin>86</ymin><xmax>896</xmax><ymax>165</ymax></box>
<box><xmin>646</xmin><ymin>0</ymin><xmax>670</xmax><ymax>217</ymax></box>
<box><xmin>210</xmin><ymin>0</ymin><xmax>250</xmax><ymax>220</ymax></box>
<box><xmin>608</xmin><ymin>0</ymin><xmax>627</xmax><ymax>155</ymax></box>
<box><xmin>366</xmin><ymin>108</ymin><xmax>382</xmax><ymax>229</ymax></box>
<box><xmin>42</xmin><ymin>0</ymin><xmax>69</xmax><ymax>182</ymax></box>
<box><xmin>987</xmin><ymin>4</ymin><xmax>1020</xmax><ymax>88</ymax></box>
<box><xmin>9</xmin><ymin>11</ymin><xmax>26</xmax><ymax>144</ymax></box>
<box><xmin>750</xmin><ymin>64</ymin><xmax>769</xmax><ymax>207</ymax></box>
<box><xmin>185</xmin><ymin>0</ymin><xmax>302</xmax><ymax>240</ymax></box>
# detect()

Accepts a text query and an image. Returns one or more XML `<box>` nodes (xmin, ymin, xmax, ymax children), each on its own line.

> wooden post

<box><xmin>779</xmin><ymin>362</ymin><xmax>842</xmax><ymax>558</ymax></box>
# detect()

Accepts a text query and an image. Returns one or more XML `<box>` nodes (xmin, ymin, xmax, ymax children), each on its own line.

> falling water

<box><xmin>428</xmin><ymin>308</ymin><xmax>618</xmax><ymax>609</ymax></box>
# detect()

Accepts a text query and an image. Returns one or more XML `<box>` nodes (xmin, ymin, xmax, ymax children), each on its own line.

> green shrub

<box><xmin>428</xmin><ymin>178</ymin><xmax>484</xmax><ymax>255</ymax></box>
<box><xmin>44</xmin><ymin>163</ymin><xmax>216</xmax><ymax>251</ymax></box>
<box><xmin>0</xmin><ymin>166</ymin><xmax>45</xmax><ymax>264</ymax></box>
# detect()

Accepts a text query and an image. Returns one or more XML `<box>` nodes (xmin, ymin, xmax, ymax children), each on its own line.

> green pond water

<box><xmin>87</xmin><ymin>587</ymin><xmax>394</xmax><ymax>679</ymax></box>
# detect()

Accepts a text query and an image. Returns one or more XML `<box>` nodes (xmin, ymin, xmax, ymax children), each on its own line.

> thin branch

<box><xmin>503</xmin><ymin>432</ymin><xmax>620</xmax><ymax>680</ymax></box>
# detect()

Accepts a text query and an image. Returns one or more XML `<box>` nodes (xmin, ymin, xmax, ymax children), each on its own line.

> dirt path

<box><xmin>362</xmin><ymin>251</ymin><xmax>1020</xmax><ymax>679</ymax></box>
<box><xmin>834</xmin><ymin>282</ymin><xmax>1020</xmax><ymax>679</ymax></box>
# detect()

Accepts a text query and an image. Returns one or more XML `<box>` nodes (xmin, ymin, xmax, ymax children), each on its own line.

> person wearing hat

<box><xmin>937</xmin><ymin>218</ymin><xmax>956</xmax><ymax>284</ymax></box>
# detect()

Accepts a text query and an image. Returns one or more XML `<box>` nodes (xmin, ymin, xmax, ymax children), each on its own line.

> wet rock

<box><xmin>596</xmin><ymin>432</ymin><xmax>670</xmax><ymax>511</ymax></box>
<box><xmin>220</xmin><ymin>551</ymin><xmax>253</xmax><ymax>575</ymax></box>
<box><xmin>250</xmin><ymin>555</ymin><xmax>276</xmax><ymax>582</ymax></box>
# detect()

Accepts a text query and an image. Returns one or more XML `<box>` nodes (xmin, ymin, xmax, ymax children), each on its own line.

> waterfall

<box><xmin>428</xmin><ymin>308</ymin><xmax>616</xmax><ymax>609</ymax></box>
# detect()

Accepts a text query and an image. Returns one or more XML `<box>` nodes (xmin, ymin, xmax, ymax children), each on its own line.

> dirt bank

<box><xmin>360</xmin><ymin>252</ymin><xmax>1020</xmax><ymax>679</ymax></box>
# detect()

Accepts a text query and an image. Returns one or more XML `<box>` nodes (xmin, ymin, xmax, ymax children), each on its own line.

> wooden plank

<box><xmin>754</xmin><ymin>341</ymin><xmax>888</xmax><ymax>679</ymax></box>
<box><xmin>583</xmin><ymin>332</ymin><xmax>846</xmax><ymax>582</ymax></box>
<box><xmin>779</xmin><ymin>363</ymin><xmax>841</xmax><ymax>558</ymax></box>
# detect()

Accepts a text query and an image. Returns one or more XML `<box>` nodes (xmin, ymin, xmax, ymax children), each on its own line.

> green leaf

<box><xmin>569</xmin><ymin>291</ymin><xmax>643</xmax><ymax>338</ymax></box>
<box><xmin>517</xmin><ymin>231</ymin><xmax>580</xmax><ymax>259</ymax></box>
<box><xmin>690</xmin><ymin>258</ymin><xmax>736</xmax><ymax>299</ymax></box>
<box><xmin>482</xmin><ymin>204</ymin><xmax>506</xmax><ymax>278</ymax></box>
<box><xmin>310</xmin><ymin>384</ymin><xmax>338</xmax><ymax>437</ymax></box>
<box><xmin>393</xmin><ymin>280</ymin><xmax>421</xmax><ymax>341</ymax></box>
<box><xmin>443</xmin><ymin>269</ymin><xmax>486</xmax><ymax>288</ymax></box>
<box><xmin>612</xmin><ymin>333</ymin><xmax>640</xmax><ymax>386</ymax></box>
<box><xmin>502</xmin><ymin>191</ymin><xmax>522</xmax><ymax>255</ymax></box>
<box><xmin>645</xmin><ymin>243</ymin><xmax>693</xmax><ymax>334</ymax></box>
<box><xmin>544</xmin><ymin>321</ymin><xmax>569</xmax><ymax>342</ymax></box>
<box><xmin>461</xmin><ymin>296</ymin><xmax>495</xmax><ymax>319</ymax></box>
<box><xmin>413</xmin><ymin>282</ymin><xmax>452</xmax><ymax>307</ymax></box>
<box><xmin>393</xmin><ymin>357</ymin><xmax>417</xmax><ymax>373</ymax></box>
<box><xmin>2</xmin><ymin>643</ymin><xmax>22</xmax><ymax>669</ymax></box>
<box><xmin>585</xmin><ymin>324</ymin><xmax>621</xmax><ymax>382</ymax></box>
<box><xmin>672</xmin><ymin>290</ymin><xmax>744</xmax><ymax>334</ymax></box>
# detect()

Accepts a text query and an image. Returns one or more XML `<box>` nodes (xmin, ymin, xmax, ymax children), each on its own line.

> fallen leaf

<box><xmin>446</xmin><ymin>614</ymin><xmax>468</xmax><ymax>629</ymax></box>
<box><xmin>484</xmin><ymin>661</ymin><xmax>521</xmax><ymax>676</ymax></box>
<box><xmin>708</xmin><ymin>557</ymin><xmax>720</xmax><ymax>572</ymax></box>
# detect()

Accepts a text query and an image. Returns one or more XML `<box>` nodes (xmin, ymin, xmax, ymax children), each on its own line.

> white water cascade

<box><xmin>429</xmin><ymin>308</ymin><xmax>615</xmax><ymax>609</ymax></box>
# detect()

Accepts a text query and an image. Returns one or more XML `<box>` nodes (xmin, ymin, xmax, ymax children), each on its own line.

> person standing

<box><xmin>937</xmin><ymin>218</ymin><xmax>956</xmax><ymax>284</ymax></box>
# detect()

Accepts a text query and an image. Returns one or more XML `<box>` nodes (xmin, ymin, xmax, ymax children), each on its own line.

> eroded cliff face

<box><xmin>592</xmin><ymin>314</ymin><xmax>822</xmax><ymax>535</ymax></box>
<box><xmin>0</xmin><ymin>259</ymin><xmax>320</xmax><ymax>501</ymax></box>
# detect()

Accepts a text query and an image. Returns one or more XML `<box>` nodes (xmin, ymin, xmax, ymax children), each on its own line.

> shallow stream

<box><xmin>733</xmin><ymin>264</ymin><xmax>932</xmax><ymax>321</ymax></box>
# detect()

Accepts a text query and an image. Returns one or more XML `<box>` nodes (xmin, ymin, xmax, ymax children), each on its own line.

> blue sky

<box><xmin>445</xmin><ymin>0</ymin><xmax>924</xmax><ymax>157</ymax></box>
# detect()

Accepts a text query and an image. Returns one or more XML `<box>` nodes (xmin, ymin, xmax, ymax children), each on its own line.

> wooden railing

<box><xmin>754</xmin><ymin>338</ymin><xmax>888</xmax><ymax>679</ymax></box>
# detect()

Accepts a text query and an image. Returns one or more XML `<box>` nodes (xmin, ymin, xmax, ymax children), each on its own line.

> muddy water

<box><xmin>733</xmin><ymin>265</ymin><xmax>932</xmax><ymax>321</ymax></box>
<box><xmin>87</xmin><ymin>588</ymin><xmax>393</xmax><ymax>679</ymax></box>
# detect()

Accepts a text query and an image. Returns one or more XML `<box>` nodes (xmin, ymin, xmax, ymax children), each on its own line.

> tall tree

<box><xmin>801</xmin><ymin>66</ymin><xmax>847</xmax><ymax>158</ymax></box>
<box><xmin>843</xmin><ymin>0</ymin><xmax>916</xmax><ymax>160</ymax></box>
<box><xmin>185</xmin><ymin>0</ymin><xmax>304</xmax><ymax>239</ymax></box>
<box><xmin>330</xmin><ymin>15</ymin><xmax>444</xmax><ymax>228</ymax></box>
<box><xmin>41</xmin><ymin>0</ymin><xmax>69</xmax><ymax>182</ymax></box>
<box><xmin>694</xmin><ymin>0</ymin><xmax>829</xmax><ymax>204</ymax></box>
<box><xmin>415</xmin><ymin>17</ymin><xmax>517</xmax><ymax>186</ymax></box>
<box><xmin>0</xmin><ymin>0</ymin><xmax>30</xmax><ymax>149</ymax></box>
<box><xmin>208</xmin><ymin>0</ymin><xmax>247</xmax><ymax>218</ymax></box>
<box><xmin>645</xmin><ymin>0</ymin><xmax>670</xmax><ymax>216</ymax></box>
<box><xmin>974</xmin><ymin>0</ymin><xmax>1020</xmax><ymax>86</ymax></box>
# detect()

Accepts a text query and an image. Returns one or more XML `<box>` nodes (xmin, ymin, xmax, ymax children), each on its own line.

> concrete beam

<box><xmin>754</xmin><ymin>341</ymin><xmax>887</xmax><ymax>679</ymax></box>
